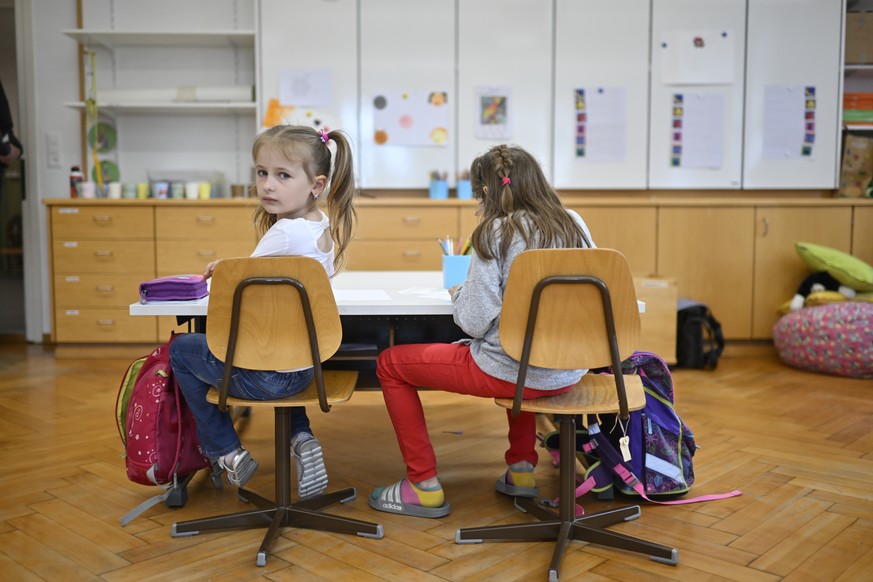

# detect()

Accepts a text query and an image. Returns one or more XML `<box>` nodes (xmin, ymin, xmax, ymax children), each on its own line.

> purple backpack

<box><xmin>544</xmin><ymin>352</ymin><xmax>741</xmax><ymax>509</ymax></box>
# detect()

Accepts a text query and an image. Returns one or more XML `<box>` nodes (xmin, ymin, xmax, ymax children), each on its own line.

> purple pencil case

<box><xmin>139</xmin><ymin>274</ymin><xmax>209</xmax><ymax>304</ymax></box>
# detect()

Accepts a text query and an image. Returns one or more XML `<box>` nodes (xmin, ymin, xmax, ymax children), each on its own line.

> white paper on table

<box><xmin>398</xmin><ymin>287</ymin><xmax>450</xmax><ymax>300</ymax></box>
<box><xmin>581</xmin><ymin>87</ymin><xmax>627</xmax><ymax>163</ymax></box>
<box><xmin>677</xmin><ymin>92</ymin><xmax>724</xmax><ymax>169</ymax></box>
<box><xmin>332</xmin><ymin>289</ymin><xmax>391</xmax><ymax>301</ymax></box>
<box><xmin>763</xmin><ymin>85</ymin><xmax>812</xmax><ymax>160</ymax></box>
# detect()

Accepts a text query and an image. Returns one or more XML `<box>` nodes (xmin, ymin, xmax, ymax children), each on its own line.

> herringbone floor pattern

<box><xmin>0</xmin><ymin>344</ymin><xmax>871</xmax><ymax>580</ymax></box>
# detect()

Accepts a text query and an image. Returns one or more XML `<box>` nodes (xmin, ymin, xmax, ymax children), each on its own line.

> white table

<box><xmin>129</xmin><ymin>271</ymin><xmax>454</xmax><ymax>318</ymax></box>
<box><xmin>129</xmin><ymin>270</ymin><xmax>644</xmax><ymax>317</ymax></box>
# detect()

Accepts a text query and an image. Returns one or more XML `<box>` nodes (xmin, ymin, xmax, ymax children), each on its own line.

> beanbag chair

<box><xmin>773</xmin><ymin>302</ymin><xmax>873</xmax><ymax>379</ymax></box>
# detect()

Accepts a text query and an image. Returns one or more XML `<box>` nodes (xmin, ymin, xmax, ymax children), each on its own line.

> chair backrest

<box><xmin>206</xmin><ymin>257</ymin><xmax>342</xmax><ymax>371</ymax></box>
<box><xmin>500</xmin><ymin>248</ymin><xmax>641</xmax><ymax>372</ymax></box>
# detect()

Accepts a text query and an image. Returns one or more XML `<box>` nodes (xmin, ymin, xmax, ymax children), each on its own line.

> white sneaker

<box><xmin>291</xmin><ymin>433</ymin><xmax>328</xmax><ymax>500</ymax></box>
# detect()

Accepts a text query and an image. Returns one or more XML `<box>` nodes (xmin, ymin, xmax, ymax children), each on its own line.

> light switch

<box><xmin>46</xmin><ymin>130</ymin><xmax>61</xmax><ymax>168</ymax></box>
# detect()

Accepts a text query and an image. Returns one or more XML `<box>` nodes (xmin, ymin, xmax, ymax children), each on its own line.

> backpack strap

<box><xmin>586</xmin><ymin>424</ymin><xmax>742</xmax><ymax>505</ymax></box>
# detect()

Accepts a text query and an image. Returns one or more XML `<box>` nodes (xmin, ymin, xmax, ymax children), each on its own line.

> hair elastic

<box><xmin>319</xmin><ymin>128</ymin><xmax>329</xmax><ymax>143</ymax></box>
<box><xmin>502</xmin><ymin>176</ymin><xmax>511</xmax><ymax>186</ymax></box>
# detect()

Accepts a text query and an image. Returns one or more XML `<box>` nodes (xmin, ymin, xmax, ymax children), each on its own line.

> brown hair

<box><xmin>251</xmin><ymin>125</ymin><xmax>357</xmax><ymax>273</ymax></box>
<box><xmin>469</xmin><ymin>144</ymin><xmax>591</xmax><ymax>260</ymax></box>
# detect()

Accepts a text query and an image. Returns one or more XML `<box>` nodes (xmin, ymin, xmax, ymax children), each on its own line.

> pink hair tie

<box><xmin>319</xmin><ymin>128</ymin><xmax>329</xmax><ymax>143</ymax></box>
<box><xmin>502</xmin><ymin>176</ymin><xmax>511</xmax><ymax>186</ymax></box>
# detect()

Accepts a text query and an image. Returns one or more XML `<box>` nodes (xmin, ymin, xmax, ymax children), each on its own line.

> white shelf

<box><xmin>62</xmin><ymin>29</ymin><xmax>255</xmax><ymax>50</ymax></box>
<box><xmin>64</xmin><ymin>101</ymin><xmax>256</xmax><ymax>115</ymax></box>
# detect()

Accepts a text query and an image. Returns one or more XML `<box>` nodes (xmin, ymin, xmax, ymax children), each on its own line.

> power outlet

<box><xmin>46</xmin><ymin>131</ymin><xmax>62</xmax><ymax>168</ymax></box>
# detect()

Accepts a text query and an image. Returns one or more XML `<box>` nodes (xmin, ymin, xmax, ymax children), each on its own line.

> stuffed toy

<box><xmin>790</xmin><ymin>271</ymin><xmax>856</xmax><ymax>311</ymax></box>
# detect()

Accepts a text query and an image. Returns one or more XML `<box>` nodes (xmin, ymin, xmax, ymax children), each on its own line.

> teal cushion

<box><xmin>795</xmin><ymin>242</ymin><xmax>873</xmax><ymax>292</ymax></box>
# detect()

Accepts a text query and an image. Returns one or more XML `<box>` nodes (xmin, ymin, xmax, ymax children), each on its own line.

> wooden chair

<box><xmin>171</xmin><ymin>257</ymin><xmax>383</xmax><ymax>566</ymax></box>
<box><xmin>455</xmin><ymin>248</ymin><xmax>678</xmax><ymax>579</ymax></box>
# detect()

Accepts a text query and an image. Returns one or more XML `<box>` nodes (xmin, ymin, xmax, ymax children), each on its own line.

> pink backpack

<box><xmin>115</xmin><ymin>333</ymin><xmax>212</xmax><ymax>525</ymax></box>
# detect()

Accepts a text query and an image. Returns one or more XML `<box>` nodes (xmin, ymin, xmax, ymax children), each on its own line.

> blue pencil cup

<box><xmin>429</xmin><ymin>180</ymin><xmax>449</xmax><ymax>200</ymax></box>
<box><xmin>456</xmin><ymin>179</ymin><xmax>473</xmax><ymax>200</ymax></box>
<box><xmin>442</xmin><ymin>254</ymin><xmax>472</xmax><ymax>289</ymax></box>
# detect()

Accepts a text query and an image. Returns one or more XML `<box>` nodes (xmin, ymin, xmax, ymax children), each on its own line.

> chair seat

<box><xmin>206</xmin><ymin>370</ymin><xmax>358</xmax><ymax>408</ymax></box>
<box><xmin>494</xmin><ymin>373</ymin><xmax>645</xmax><ymax>415</ymax></box>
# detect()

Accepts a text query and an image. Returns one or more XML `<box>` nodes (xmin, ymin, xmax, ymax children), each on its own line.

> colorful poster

<box><xmin>574</xmin><ymin>87</ymin><xmax>627</xmax><ymax>163</ymax></box>
<box><xmin>670</xmin><ymin>92</ymin><xmax>724</xmax><ymax>169</ymax></box>
<box><xmin>372</xmin><ymin>91</ymin><xmax>450</xmax><ymax>147</ymax></box>
<box><xmin>474</xmin><ymin>86</ymin><xmax>511</xmax><ymax>140</ymax></box>
<box><xmin>763</xmin><ymin>85</ymin><xmax>816</xmax><ymax>160</ymax></box>
<box><xmin>660</xmin><ymin>30</ymin><xmax>736</xmax><ymax>85</ymax></box>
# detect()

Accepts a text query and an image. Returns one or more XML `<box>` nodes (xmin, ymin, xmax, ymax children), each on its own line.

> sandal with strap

<box><xmin>495</xmin><ymin>470</ymin><xmax>539</xmax><ymax>498</ymax></box>
<box><xmin>368</xmin><ymin>479</ymin><xmax>451</xmax><ymax>518</ymax></box>
<box><xmin>218</xmin><ymin>449</ymin><xmax>258</xmax><ymax>487</ymax></box>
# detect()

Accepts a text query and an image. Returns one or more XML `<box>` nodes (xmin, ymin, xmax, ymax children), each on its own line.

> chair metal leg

<box><xmin>455</xmin><ymin>413</ymin><xmax>679</xmax><ymax>578</ymax></box>
<box><xmin>171</xmin><ymin>407</ymin><xmax>383</xmax><ymax>566</ymax></box>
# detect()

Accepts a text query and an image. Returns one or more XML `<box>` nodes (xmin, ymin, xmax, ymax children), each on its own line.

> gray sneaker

<box><xmin>291</xmin><ymin>433</ymin><xmax>328</xmax><ymax>500</ymax></box>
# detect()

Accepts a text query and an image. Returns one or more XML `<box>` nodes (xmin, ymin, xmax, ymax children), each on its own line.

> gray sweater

<box><xmin>452</xmin><ymin>209</ymin><xmax>595</xmax><ymax>390</ymax></box>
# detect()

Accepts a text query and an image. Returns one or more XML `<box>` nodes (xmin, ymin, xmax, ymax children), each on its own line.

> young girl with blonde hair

<box><xmin>170</xmin><ymin>125</ymin><xmax>356</xmax><ymax>499</ymax></box>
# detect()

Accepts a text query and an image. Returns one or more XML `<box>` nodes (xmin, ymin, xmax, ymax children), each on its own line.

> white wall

<box><xmin>16</xmin><ymin>0</ymin><xmax>82</xmax><ymax>341</ymax></box>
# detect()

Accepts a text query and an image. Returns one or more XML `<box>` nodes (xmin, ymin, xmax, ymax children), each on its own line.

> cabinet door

<box><xmin>359</xmin><ymin>0</ymin><xmax>455</xmax><ymax>188</ymax></box>
<box><xmin>458</xmin><ymin>0</ymin><xmax>552</xmax><ymax>180</ymax></box>
<box><xmin>657</xmin><ymin>207</ymin><xmax>755</xmax><ymax>338</ymax></box>
<box><xmin>553</xmin><ymin>0</ymin><xmax>650</xmax><ymax>188</ymax></box>
<box><xmin>743</xmin><ymin>0</ymin><xmax>842</xmax><ymax>188</ymax></box>
<box><xmin>649</xmin><ymin>0</ymin><xmax>747</xmax><ymax>189</ymax></box>
<box><xmin>752</xmin><ymin>206</ymin><xmax>852</xmax><ymax>338</ymax></box>
<box><xmin>853</xmin><ymin>206</ymin><xmax>873</xmax><ymax>266</ymax></box>
<box><xmin>567</xmin><ymin>206</ymin><xmax>657</xmax><ymax>276</ymax></box>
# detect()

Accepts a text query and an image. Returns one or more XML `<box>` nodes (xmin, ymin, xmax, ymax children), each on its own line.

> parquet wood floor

<box><xmin>0</xmin><ymin>344</ymin><xmax>871</xmax><ymax>581</ymax></box>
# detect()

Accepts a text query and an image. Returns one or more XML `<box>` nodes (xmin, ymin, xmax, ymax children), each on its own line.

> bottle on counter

<box><xmin>70</xmin><ymin>165</ymin><xmax>84</xmax><ymax>199</ymax></box>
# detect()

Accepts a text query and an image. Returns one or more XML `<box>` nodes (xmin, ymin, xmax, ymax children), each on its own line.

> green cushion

<box><xmin>795</xmin><ymin>242</ymin><xmax>873</xmax><ymax>292</ymax></box>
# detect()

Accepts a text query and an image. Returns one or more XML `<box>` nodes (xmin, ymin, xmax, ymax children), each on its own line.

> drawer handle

<box><xmin>402</xmin><ymin>250</ymin><xmax>421</xmax><ymax>257</ymax></box>
<box><xmin>95</xmin><ymin>285</ymin><xmax>114</xmax><ymax>291</ymax></box>
<box><xmin>402</xmin><ymin>216</ymin><xmax>421</xmax><ymax>224</ymax></box>
<box><xmin>92</xmin><ymin>215</ymin><xmax>112</xmax><ymax>222</ymax></box>
<box><xmin>196</xmin><ymin>216</ymin><xmax>216</xmax><ymax>222</ymax></box>
<box><xmin>197</xmin><ymin>250</ymin><xmax>216</xmax><ymax>257</ymax></box>
<box><xmin>94</xmin><ymin>250</ymin><xmax>113</xmax><ymax>257</ymax></box>
<box><xmin>97</xmin><ymin>319</ymin><xmax>115</xmax><ymax>326</ymax></box>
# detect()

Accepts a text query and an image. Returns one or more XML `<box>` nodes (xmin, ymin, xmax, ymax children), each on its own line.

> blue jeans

<box><xmin>169</xmin><ymin>333</ymin><xmax>314</xmax><ymax>459</ymax></box>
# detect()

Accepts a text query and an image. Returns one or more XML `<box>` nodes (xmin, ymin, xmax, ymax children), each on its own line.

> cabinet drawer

<box><xmin>51</xmin><ymin>207</ymin><xmax>154</xmax><ymax>240</ymax></box>
<box><xmin>53</xmin><ymin>241</ymin><xmax>156</xmax><ymax>274</ymax></box>
<box><xmin>54</xmin><ymin>308</ymin><xmax>157</xmax><ymax>343</ymax></box>
<box><xmin>156</xmin><ymin>240</ymin><xmax>254</xmax><ymax>275</ymax></box>
<box><xmin>54</xmin><ymin>274</ymin><xmax>144</xmax><ymax>308</ymax></box>
<box><xmin>346</xmin><ymin>241</ymin><xmax>442</xmax><ymax>270</ymax></box>
<box><xmin>355</xmin><ymin>207</ymin><xmax>458</xmax><ymax>240</ymax></box>
<box><xmin>156</xmin><ymin>207</ymin><xmax>257</xmax><ymax>240</ymax></box>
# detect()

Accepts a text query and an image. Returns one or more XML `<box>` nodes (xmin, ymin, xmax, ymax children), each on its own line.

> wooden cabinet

<box><xmin>657</xmin><ymin>206</ymin><xmax>755</xmax><ymax>339</ymax></box>
<box><xmin>49</xmin><ymin>206</ymin><xmax>157</xmax><ymax>343</ymax></box>
<box><xmin>854</xmin><ymin>206</ymin><xmax>873</xmax><ymax>267</ymax></box>
<box><xmin>155</xmin><ymin>207</ymin><xmax>256</xmax><ymax>276</ymax></box>
<box><xmin>751</xmin><ymin>206</ymin><xmax>852</xmax><ymax>338</ymax></box>
<box><xmin>349</xmin><ymin>205</ymin><xmax>459</xmax><ymax>270</ymax></box>
<box><xmin>567</xmin><ymin>206</ymin><xmax>657</xmax><ymax>276</ymax></box>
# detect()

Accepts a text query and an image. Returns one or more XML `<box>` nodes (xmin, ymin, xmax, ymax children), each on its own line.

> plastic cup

<box><xmin>107</xmin><ymin>182</ymin><xmax>122</xmax><ymax>199</ymax></box>
<box><xmin>442</xmin><ymin>254</ymin><xmax>472</xmax><ymax>289</ymax></box>
<box><xmin>429</xmin><ymin>180</ymin><xmax>449</xmax><ymax>200</ymax></box>
<box><xmin>198</xmin><ymin>182</ymin><xmax>211</xmax><ymax>199</ymax></box>
<box><xmin>78</xmin><ymin>181</ymin><xmax>97</xmax><ymax>199</ymax></box>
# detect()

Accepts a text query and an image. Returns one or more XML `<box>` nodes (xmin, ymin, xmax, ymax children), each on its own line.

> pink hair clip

<box><xmin>502</xmin><ymin>176</ymin><xmax>511</xmax><ymax>186</ymax></box>
<box><xmin>319</xmin><ymin>128</ymin><xmax>329</xmax><ymax>143</ymax></box>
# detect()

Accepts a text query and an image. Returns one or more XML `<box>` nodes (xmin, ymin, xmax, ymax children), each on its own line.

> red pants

<box><xmin>376</xmin><ymin>343</ymin><xmax>573</xmax><ymax>483</ymax></box>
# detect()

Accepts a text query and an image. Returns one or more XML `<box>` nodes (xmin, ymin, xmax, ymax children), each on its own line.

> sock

<box><xmin>222</xmin><ymin>448</ymin><xmax>242</xmax><ymax>467</ymax></box>
<box><xmin>507</xmin><ymin>463</ymin><xmax>536</xmax><ymax>488</ymax></box>
<box><xmin>406</xmin><ymin>480</ymin><xmax>445</xmax><ymax>508</ymax></box>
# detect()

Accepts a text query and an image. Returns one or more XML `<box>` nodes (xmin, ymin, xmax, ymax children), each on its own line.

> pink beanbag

<box><xmin>772</xmin><ymin>302</ymin><xmax>873</xmax><ymax>379</ymax></box>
